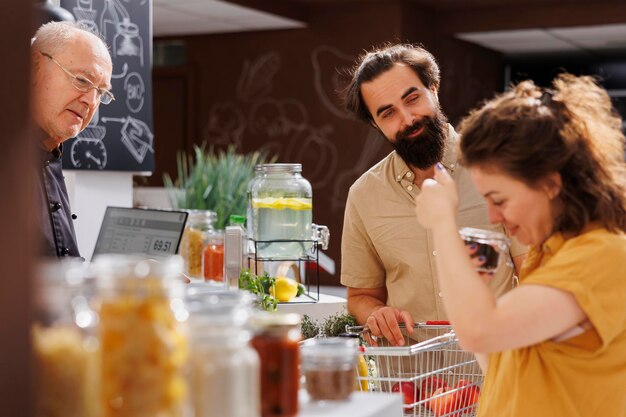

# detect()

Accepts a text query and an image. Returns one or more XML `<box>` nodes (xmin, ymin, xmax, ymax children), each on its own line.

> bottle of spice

<box><xmin>32</xmin><ymin>259</ymin><xmax>99</xmax><ymax>417</ymax></box>
<box><xmin>185</xmin><ymin>289</ymin><xmax>260</xmax><ymax>417</ymax></box>
<box><xmin>301</xmin><ymin>337</ymin><xmax>358</xmax><ymax>401</ymax></box>
<box><xmin>203</xmin><ymin>230</ymin><xmax>224</xmax><ymax>282</ymax></box>
<box><xmin>250</xmin><ymin>312</ymin><xmax>302</xmax><ymax>417</ymax></box>
<box><xmin>92</xmin><ymin>255</ymin><xmax>188</xmax><ymax>417</ymax></box>
<box><xmin>180</xmin><ymin>210</ymin><xmax>216</xmax><ymax>280</ymax></box>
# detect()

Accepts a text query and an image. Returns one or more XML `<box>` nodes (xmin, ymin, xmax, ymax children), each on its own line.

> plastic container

<box><xmin>92</xmin><ymin>255</ymin><xmax>188</xmax><ymax>417</ymax></box>
<box><xmin>300</xmin><ymin>337</ymin><xmax>358</xmax><ymax>401</ymax></box>
<box><xmin>32</xmin><ymin>260</ymin><xmax>99</xmax><ymax>417</ymax></box>
<box><xmin>250</xmin><ymin>312</ymin><xmax>302</xmax><ymax>417</ymax></box>
<box><xmin>459</xmin><ymin>227</ymin><xmax>511</xmax><ymax>273</ymax></box>
<box><xmin>185</xmin><ymin>289</ymin><xmax>259</xmax><ymax>417</ymax></box>
<box><xmin>180</xmin><ymin>210</ymin><xmax>216</xmax><ymax>280</ymax></box>
<box><xmin>250</xmin><ymin>163</ymin><xmax>313</xmax><ymax>259</ymax></box>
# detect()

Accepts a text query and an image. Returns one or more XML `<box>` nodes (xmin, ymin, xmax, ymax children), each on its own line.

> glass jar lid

<box><xmin>257</xmin><ymin>163</ymin><xmax>302</xmax><ymax>174</ymax></box>
<box><xmin>185</xmin><ymin>289</ymin><xmax>254</xmax><ymax>327</ymax></box>
<box><xmin>185</xmin><ymin>209</ymin><xmax>217</xmax><ymax>224</ymax></box>
<box><xmin>459</xmin><ymin>227</ymin><xmax>510</xmax><ymax>247</ymax></box>
<box><xmin>91</xmin><ymin>254</ymin><xmax>184</xmax><ymax>291</ymax></box>
<box><xmin>250</xmin><ymin>311</ymin><xmax>301</xmax><ymax>329</ymax></box>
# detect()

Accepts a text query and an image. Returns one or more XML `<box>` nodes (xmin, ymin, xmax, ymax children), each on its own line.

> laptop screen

<box><xmin>92</xmin><ymin>207</ymin><xmax>188</xmax><ymax>259</ymax></box>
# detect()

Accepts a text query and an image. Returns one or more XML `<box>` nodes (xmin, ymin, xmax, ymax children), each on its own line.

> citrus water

<box><xmin>252</xmin><ymin>197</ymin><xmax>312</xmax><ymax>259</ymax></box>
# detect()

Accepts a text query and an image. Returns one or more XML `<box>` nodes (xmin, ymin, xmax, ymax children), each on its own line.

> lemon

<box><xmin>269</xmin><ymin>276</ymin><xmax>299</xmax><ymax>302</ymax></box>
<box><xmin>356</xmin><ymin>354</ymin><xmax>369</xmax><ymax>391</ymax></box>
<box><xmin>252</xmin><ymin>197</ymin><xmax>312</xmax><ymax>211</ymax></box>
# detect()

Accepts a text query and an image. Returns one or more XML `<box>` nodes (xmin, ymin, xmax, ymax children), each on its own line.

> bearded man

<box><xmin>341</xmin><ymin>44</ymin><xmax>526</xmax><ymax>346</ymax></box>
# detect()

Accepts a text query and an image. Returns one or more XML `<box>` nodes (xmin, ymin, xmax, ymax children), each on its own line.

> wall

<box><xmin>154</xmin><ymin>2</ymin><xmax>407</xmax><ymax>285</ymax></box>
<box><xmin>151</xmin><ymin>0</ymin><xmax>626</xmax><ymax>285</ymax></box>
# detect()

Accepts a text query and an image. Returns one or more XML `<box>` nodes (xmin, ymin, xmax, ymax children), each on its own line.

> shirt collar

<box><xmin>392</xmin><ymin>123</ymin><xmax>458</xmax><ymax>183</ymax></box>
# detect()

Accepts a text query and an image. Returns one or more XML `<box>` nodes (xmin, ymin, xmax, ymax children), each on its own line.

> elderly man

<box><xmin>31</xmin><ymin>21</ymin><xmax>113</xmax><ymax>257</ymax></box>
<box><xmin>341</xmin><ymin>43</ymin><xmax>526</xmax><ymax>346</ymax></box>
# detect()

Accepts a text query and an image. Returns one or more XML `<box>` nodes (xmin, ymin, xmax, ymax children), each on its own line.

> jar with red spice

<box><xmin>250</xmin><ymin>312</ymin><xmax>302</xmax><ymax>417</ymax></box>
<box><xmin>203</xmin><ymin>230</ymin><xmax>224</xmax><ymax>282</ymax></box>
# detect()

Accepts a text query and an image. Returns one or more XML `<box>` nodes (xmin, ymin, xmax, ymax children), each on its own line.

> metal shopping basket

<box><xmin>346</xmin><ymin>322</ymin><xmax>483</xmax><ymax>417</ymax></box>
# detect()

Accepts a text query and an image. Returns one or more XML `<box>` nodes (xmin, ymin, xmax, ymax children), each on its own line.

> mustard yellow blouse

<box><xmin>478</xmin><ymin>225</ymin><xmax>626</xmax><ymax>417</ymax></box>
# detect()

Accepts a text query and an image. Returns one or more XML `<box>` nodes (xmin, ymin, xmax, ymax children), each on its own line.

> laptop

<box><xmin>92</xmin><ymin>206</ymin><xmax>188</xmax><ymax>260</ymax></box>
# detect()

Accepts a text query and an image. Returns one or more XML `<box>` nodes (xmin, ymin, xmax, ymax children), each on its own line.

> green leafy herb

<box><xmin>238</xmin><ymin>269</ymin><xmax>277</xmax><ymax>311</ymax></box>
<box><xmin>301</xmin><ymin>311</ymin><xmax>358</xmax><ymax>339</ymax></box>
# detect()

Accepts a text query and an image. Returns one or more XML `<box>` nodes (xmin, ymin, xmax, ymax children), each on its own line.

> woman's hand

<box><xmin>415</xmin><ymin>163</ymin><xmax>459</xmax><ymax>229</ymax></box>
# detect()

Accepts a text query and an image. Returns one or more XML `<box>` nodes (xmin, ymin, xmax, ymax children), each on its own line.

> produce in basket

<box><xmin>392</xmin><ymin>381</ymin><xmax>419</xmax><ymax>408</ymax></box>
<box><xmin>420</xmin><ymin>376</ymin><xmax>448</xmax><ymax>400</ymax></box>
<box><xmin>426</xmin><ymin>379</ymin><xmax>481</xmax><ymax>416</ymax></box>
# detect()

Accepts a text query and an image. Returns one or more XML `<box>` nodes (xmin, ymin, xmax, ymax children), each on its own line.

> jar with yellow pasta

<box><xmin>32</xmin><ymin>259</ymin><xmax>99</xmax><ymax>417</ymax></box>
<box><xmin>179</xmin><ymin>210</ymin><xmax>216</xmax><ymax>280</ymax></box>
<box><xmin>92</xmin><ymin>255</ymin><xmax>189</xmax><ymax>417</ymax></box>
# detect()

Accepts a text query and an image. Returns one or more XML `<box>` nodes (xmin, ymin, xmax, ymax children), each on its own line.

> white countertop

<box><xmin>277</xmin><ymin>292</ymin><xmax>347</xmax><ymax>322</ymax></box>
<box><xmin>299</xmin><ymin>390</ymin><xmax>403</xmax><ymax>417</ymax></box>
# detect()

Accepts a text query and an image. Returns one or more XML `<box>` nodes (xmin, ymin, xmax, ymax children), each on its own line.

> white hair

<box><xmin>32</xmin><ymin>21</ymin><xmax>110</xmax><ymax>57</ymax></box>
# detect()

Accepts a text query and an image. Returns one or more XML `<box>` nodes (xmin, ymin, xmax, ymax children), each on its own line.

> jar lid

<box><xmin>91</xmin><ymin>254</ymin><xmax>184</xmax><ymax>289</ymax></box>
<box><xmin>459</xmin><ymin>227</ymin><xmax>510</xmax><ymax>247</ymax></box>
<box><xmin>185</xmin><ymin>289</ymin><xmax>254</xmax><ymax>326</ymax></box>
<box><xmin>185</xmin><ymin>209</ymin><xmax>217</xmax><ymax>223</ymax></box>
<box><xmin>301</xmin><ymin>337</ymin><xmax>358</xmax><ymax>365</ymax></box>
<box><xmin>250</xmin><ymin>311</ymin><xmax>301</xmax><ymax>329</ymax></box>
<box><xmin>229</xmin><ymin>214</ymin><xmax>246</xmax><ymax>225</ymax></box>
<box><xmin>257</xmin><ymin>163</ymin><xmax>302</xmax><ymax>173</ymax></box>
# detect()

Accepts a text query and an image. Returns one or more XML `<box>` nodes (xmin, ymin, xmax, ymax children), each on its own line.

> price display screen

<box><xmin>92</xmin><ymin>207</ymin><xmax>188</xmax><ymax>259</ymax></box>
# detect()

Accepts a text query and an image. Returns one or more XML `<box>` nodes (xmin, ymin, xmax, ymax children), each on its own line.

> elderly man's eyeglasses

<box><xmin>40</xmin><ymin>51</ymin><xmax>115</xmax><ymax>105</ymax></box>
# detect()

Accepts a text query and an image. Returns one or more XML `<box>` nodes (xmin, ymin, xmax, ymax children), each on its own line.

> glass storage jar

<box><xmin>203</xmin><ymin>230</ymin><xmax>224</xmax><ymax>282</ymax></box>
<box><xmin>185</xmin><ymin>289</ymin><xmax>260</xmax><ymax>417</ymax></box>
<box><xmin>250</xmin><ymin>163</ymin><xmax>313</xmax><ymax>259</ymax></box>
<box><xmin>180</xmin><ymin>210</ymin><xmax>217</xmax><ymax>280</ymax></box>
<box><xmin>250</xmin><ymin>312</ymin><xmax>302</xmax><ymax>417</ymax></box>
<box><xmin>459</xmin><ymin>227</ymin><xmax>512</xmax><ymax>273</ymax></box>
<box><xmin>92</xmin><ymin>255</ymin><xmax>188</xmax><ymax>417</ymax></box>
<box><xmin>33</xmin><ymin>259</ymin><xmax>99</xmax><ymax>417</ymax></box>
<box><xmin>300</xmin><ymin>338</ymin><xmax>358</xmax><ymax>401</ymax></box>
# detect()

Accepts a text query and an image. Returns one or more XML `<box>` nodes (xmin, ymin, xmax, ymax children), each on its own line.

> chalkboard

<box><xmin>60</xmin><ymin>0</ymin><xmax>154</xmax><ymax>173</ymax></box>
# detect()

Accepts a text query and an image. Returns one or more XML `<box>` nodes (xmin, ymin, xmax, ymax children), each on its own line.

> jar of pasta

<box><xmin>185</xmin><ymin>289</ymin><xmax>260</xmax><ymax>417</ymax></box>
<box><xmin>250</xmin><ymin>312</ymin><xmax>302</xmax><ymax>417</ymax></box>
<box><xmin>32</xmin><ymin>259</ymin><xmax>99</xmax><ymax>417</ymax></box>
<box><xmin>180</xmin><ymin>210</ymin><xmax>216</xmax><ymax>280</ymax></box>
<box><xmin>92</xmin><ymin>255</ymin><xmax>188</xmax><ymax>417</ymax></box>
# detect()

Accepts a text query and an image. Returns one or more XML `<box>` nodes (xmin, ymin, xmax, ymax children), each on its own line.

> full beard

<box><xmin>390</xmin><ymin>109</ymin><xmax>448</xmax><ymax>170</ymax></box>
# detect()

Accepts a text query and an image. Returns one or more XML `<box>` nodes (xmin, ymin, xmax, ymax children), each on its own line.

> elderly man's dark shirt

<box><xmin>37</xmin><ymin>144</ymin><xmax>80</xmax><ymax>258</ymax></box>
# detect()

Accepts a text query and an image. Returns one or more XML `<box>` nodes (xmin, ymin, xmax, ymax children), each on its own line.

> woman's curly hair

<box><xmin>458</xmin><ymin>73</ymin><xmax>626</xmax><ymax>235</ymax></box>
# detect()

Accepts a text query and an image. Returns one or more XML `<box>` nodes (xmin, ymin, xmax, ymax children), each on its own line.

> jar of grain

<box><xmin>32</xmin><ymin>259</ymin><xmax>99</xmax><ymax>417</ymax></box>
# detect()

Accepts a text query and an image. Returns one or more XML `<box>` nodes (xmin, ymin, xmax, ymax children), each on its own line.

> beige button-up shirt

<box><xmin>341</xmin><ymin>127</ymin><xmax>526</xmax><ymax>322</ymax></box>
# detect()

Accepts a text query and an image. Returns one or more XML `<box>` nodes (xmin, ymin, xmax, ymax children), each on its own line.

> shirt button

<box><xmin>438</xmin><ymin>292</ymin><xmax>443</xmax><ymax>298</ymax></box>
<box><xmin>44</xmin><ymin>160</ymin><xmax>50</xmax><ymax>167</ymax></box>
<box><xmin>71</xmin><ymin>214</ymin><xmax>78</xmax><ymax>220</ymax></box>
<box><xmin>406</xmin><ymin>172</ymin><xmax>412</xmax><ymax>178</ymax></box>
<box><xmin>60</xmin><ymin>247</ymin><xmax>70</xmax><ymax>256</ymax></box>
<box><xmin>407</xmin><ymin>185</ymin><xmax>413</xmax><ymax>191</ymax></box>
<box><xmin>51</xmin><ymin>202</ymin><xmax>62</xmax><ymax>212</ymax></box>
<box><xmin>450</xmin><ymin>164</ymin><xmax>455</xmax><ymax>169</ymax></box>
<box><xmin>432</xmin><ymin>250</ymin><xmax>437</xmax><ymax>256</ymax></box>
<box><xmin>397</xmin><ymin>175</ymin><xmax>402</xmax><ymax>180</ymax></box>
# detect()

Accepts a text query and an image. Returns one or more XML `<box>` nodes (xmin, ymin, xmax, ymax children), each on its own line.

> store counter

<box><xmin>299</xmin><ymin>390</ymin><xmax>403</xmax><ymax>417</ymax></box>
<box><xmin>277</xmin><ymin>291</ymin><xmax>347</xmax><ymax>322</ymax></box>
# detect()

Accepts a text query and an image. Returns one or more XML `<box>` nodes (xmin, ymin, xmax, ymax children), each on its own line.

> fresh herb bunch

<box><xmin>300</xmin><ymin>311</ymin><xmax>358</xmax><ymax>339</ymax></box>
<box><xmin>300</xmin><ymin>314</ymin><xmax>321</xmax><ymax>339</ymax></box>
<box><xmin>239</xmin><ymin>269</ymin><xmax>277</xmax><ymax>311</ymax></box>
<box><xmin>163</xmin><ymin>144</ymin><xmax>274</xmax><ymax>229</ymax></box>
